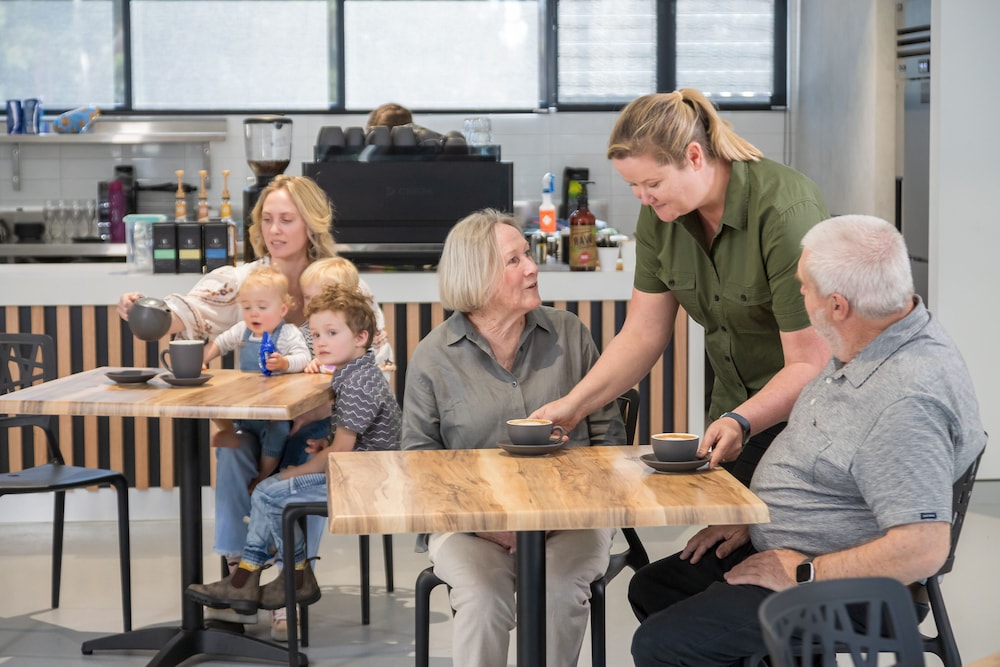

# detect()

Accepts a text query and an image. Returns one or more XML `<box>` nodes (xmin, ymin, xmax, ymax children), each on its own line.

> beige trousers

<box><xmin>428</xmin><ymin>528</ymin><xmax>614</xmax><ymax>667</ymax></box>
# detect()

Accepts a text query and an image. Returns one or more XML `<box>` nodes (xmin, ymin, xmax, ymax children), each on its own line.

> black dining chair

<box><xmin>744</xmin><ymin>451</ymin><xmax>984</xmax><ymax>667</ymax></box>
<box><xmin>0</xmin><ymin>332</ymin><xmax>132</xmax><ymax>631</ymax></box>
<box><xmin>279</xmin><ymin>502</ymin><xmax>395</xmax><ymax>667</ymax></box>
<box><xmin>758</xmin><ymin>576</ymin><xmax>926</xmax><ymax>667</ymax></box>
<box><xmin>914</xmin><ymin>451</ymin><xmax>982</xmax><ymax>667</ymax></box>
<box><xmin>414</xmin><ymin>387</ymin><xmax>648</xmax><ymax>667</ymax></box>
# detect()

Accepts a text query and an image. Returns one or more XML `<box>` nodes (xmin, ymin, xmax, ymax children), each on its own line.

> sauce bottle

<box><xmin>539</xmin><ymin>172</ymin><xmax>557</xmax><ymax>234</ymax></box>
<box><xmin>569</xmin><ymin>180</ymin><xmax>597</xmax><ymax>271</ymax></box>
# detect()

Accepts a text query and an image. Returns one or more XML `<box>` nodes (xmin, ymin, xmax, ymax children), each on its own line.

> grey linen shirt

<box><xmin>402</xmin><ymin>306</ymin><xmax>625</xmax><ymax>451</ymax></box>
<box><xmin>749</xmin><ymin>298</ymin><xmax>987</xmax><ymax>557</ymax></box>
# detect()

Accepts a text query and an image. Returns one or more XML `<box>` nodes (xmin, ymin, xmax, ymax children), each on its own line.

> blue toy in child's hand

<box><xmin>259</xmin><ymin>331</ymin><xmax>275</xmax><ymax>376</ymax></box>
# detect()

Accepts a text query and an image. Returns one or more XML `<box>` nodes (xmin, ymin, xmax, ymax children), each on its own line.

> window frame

<box><xmin>26</xmin><ymin>0</ymin><xmax>787</xmax><ymax>115</ymax></box>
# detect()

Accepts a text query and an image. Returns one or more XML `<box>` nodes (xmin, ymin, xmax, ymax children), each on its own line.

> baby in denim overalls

<box><xmin>203</xmin><ymin>267</ymin><xmax>311</xmax><ymax>489</ymax></box>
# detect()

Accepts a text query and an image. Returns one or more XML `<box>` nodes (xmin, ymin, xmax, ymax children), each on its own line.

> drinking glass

<box><xmin>42</xmin><ymin>199</ymin><xmax>58</xmax><ymax>243</ymax></box>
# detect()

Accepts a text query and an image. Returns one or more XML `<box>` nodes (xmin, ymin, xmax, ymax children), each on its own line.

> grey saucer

<box><xmin>161</xmin><ymin>373</ymin><xmax>213</xmax><ymax>387</ymax></box>
<box><xmin>105</xmin><ymin>369</ymin><xmax>158</xmax><ymax>384</ymax></box>
<box><xmin>639</xmin><ymin>453</ymin><xmax>709</xmax><ymax>473</ymax></box>
<box><xmin>498</xmin><ymin>440</ymin><xmax>565</xmax><ymax>456</ymax></box>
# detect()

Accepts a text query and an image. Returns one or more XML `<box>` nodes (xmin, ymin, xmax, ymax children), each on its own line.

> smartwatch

<box><xmin>720</xmin><ymin>411</ymin><xmax>751</xmax><ymax>445</ymax></box>
<box><xmin>795</xmin><ymin>557</ymin><xmax>816</xmax><ymax>584</ymax></box>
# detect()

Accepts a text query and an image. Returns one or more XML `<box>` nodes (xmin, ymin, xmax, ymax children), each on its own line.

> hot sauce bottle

<box><xmin>568</xmin><ymin>180</ymin><xmax>597</xmax><ymax>271</ymax></box>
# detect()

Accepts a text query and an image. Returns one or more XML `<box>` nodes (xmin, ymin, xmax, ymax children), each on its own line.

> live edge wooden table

<box><xmin>0</xmin><ymin>367</ymin><xmax>332</xmax><ymax>667</ymax></box>
<box><xmin>325</xmin><ymin>446</ymin><xmax>770</xmax><ymax>667</ymax></box>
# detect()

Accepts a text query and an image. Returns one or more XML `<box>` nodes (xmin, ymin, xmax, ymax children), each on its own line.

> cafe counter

<box><xmin>1</xmin><ymin>263</ymin><xmax>691</xmax><ymax>491</ymax></box>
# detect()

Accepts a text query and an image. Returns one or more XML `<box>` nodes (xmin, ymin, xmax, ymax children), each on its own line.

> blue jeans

<box><xmin>242</xmin><ymin>472</ymin><xmax>328</xmax><ymax>567</ymax></box>
<box><xmin>234</xmin><ymin>418</ymin><xmax>291</xmax><ymax>461</ymax></box>
<box><xmin>213</xmin><ymin>417</ymin><xmax>330</xmax><ymax>560</ymax></box>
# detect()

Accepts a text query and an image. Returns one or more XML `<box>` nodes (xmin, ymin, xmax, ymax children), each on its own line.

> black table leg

<box><xmin>516</xmin><ymin>530</ymin><xmax>546</xmax><ymax>667</ymax></box>
<box><xmin>82</xmin><ymin>417</ymin><xmax>305</xmax><ymax>666</ymax></box>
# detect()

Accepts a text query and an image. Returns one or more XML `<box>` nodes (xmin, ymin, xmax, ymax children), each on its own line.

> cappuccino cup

<box><xmin>160</xmin><ymin>339</ymin><xmax>205</xmax><ymax>379</ymax></box>
<box><xmin>506</xmin><ymin>418</ymin><xmax>566</xmax><ymax>446</ymax></box>
<box><xmin>651</xmin><ymin>432</ymin><xmax>701</xmax><ymax>462</ymax></box>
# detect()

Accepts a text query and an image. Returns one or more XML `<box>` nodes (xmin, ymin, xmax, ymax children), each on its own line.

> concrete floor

<box><xmin>2</xmin><ymin>482</ymin><xmax>1000</xmax><ymax>666</ymax></box>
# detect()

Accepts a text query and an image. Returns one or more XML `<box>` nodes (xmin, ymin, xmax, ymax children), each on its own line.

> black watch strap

<box><xmin>720</xmin><ymin>411</ymin><xmax>751</xmax><ymax>445</ymax></box>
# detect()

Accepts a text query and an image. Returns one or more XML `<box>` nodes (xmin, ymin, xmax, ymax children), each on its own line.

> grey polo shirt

<box><xmin>633</xmin><ymin>158</ymin><xmax>829</xmax><ymax>419</ymax></box>
<box><xmin>402</xmin><ymin>306</ymin><xmax>625</xmax><ymax>451</ymax></box>
<box><xmin>749</xmin><ymin>299</ymin><xmax>987</xmax><ymax>557</ymax></box>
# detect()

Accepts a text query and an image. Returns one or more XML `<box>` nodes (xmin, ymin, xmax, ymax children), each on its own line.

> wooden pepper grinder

<box><xmin>174</xmin><ymin>170</ymin><xmax>187</xmax><ymax>222</ymax></box>
<box><xmin>197</xmin><ymin>169</ymin><xmax>210</xmax><ymax>222</ymax></box>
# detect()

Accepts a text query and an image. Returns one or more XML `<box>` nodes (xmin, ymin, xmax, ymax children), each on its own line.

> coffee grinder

<box><xmin>243</xmin><ymin>115</ymin><xmax>292</xmax><ymax>260</ymax></box>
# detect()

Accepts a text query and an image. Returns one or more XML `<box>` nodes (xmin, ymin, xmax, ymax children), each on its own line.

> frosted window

<box><xmin>0</xmin><ymin>1</ymin><xmax>118</xmax><ymax>108</ymax></box>
<box><xmin>344</xmin><ymin>0</ymin><xmax>538</xmax><ymax>111</ymax></box>
<box><xmin>130</xmin><ymin>0</ymin><xmax>333</xmax><ymax>110</ymax></box>
<box><xmin>557</xmin><ymin>0</ymin><xmax>657</xmax><ymax>105</ymax></box>
<box><xmin>676</xmin><ymin>0</ymin><xmax>776</xmax><ymax>103</ymax></box>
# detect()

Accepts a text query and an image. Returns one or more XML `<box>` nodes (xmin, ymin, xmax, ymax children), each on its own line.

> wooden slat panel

<box><xmin>6</xmin><ymin>297</ymin><xmax>688</xmax><ymax>492</ymax></box>
<box><xmin>673</xmin><ymin>309</ymin><xmax>689</xmax><ymax>433</ymax></box>
<box><xmin>601</xmin><ymin>301</ymin><xmax>616</xmax><ymax>351</ymax></box>
<box><xmin>107</xmin><ymin>308</ymin><xmax>125</xmax><ymax>475</ymax></box>
<box><xmin>56</xmin><ymin>306</ymin><xmax>72</xmax><ymax>465</ymax></box>
<box><xmin>82</xmin><ymin>306</ymin><xmax>99</xmax><ymax>469</ymax></box>
<box><xmin>405</xmin><ymin>303</ymin><xmax>421</xmax><ymax>371</ymax></box>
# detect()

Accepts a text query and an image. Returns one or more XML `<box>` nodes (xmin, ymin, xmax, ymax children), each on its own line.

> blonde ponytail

<box><xmin>608</xmin><ymin>89</ymin><xmax>762</xmax><ymax>166</ymax></box>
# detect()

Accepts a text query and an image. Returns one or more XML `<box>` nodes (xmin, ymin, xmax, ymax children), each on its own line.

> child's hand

<box><xmin>265</xmin><ymin>352</ymin><xmax>288</xmax><ymax>373</ymax></box>
<box><xmin>304</xmin><ymin>358</ymin><xmax>321</xmax><ymax>374</ymax></box>
<box><xmin>305</xmin><ymin>437</ymin><xmax>329</xmax><ymax>455</ymax></box>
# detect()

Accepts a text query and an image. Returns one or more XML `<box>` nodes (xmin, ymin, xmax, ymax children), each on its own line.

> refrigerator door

<box><xmin>896</xmin><ymin>0</ymin><xmax>931</xmax><ymax>300</ymax></box>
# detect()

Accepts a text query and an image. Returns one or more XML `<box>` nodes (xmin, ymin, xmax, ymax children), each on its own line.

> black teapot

<box><xmin>128</xmin><ymin>296</ymin><xmax>173</xmax><ymax>341</ymax></box>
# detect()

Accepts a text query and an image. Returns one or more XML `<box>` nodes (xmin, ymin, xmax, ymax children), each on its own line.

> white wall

<box><xmin>794</xmin><ymin>0</ymin><xmax>1000</xmax><ymax>478</ymax></box>
<box><xmin>793</xmin><ymin>0</ymin><xmax>896</xmax><ymax>219</ymax></box>
<box><xmin>931</xmin><ymin>0</ymin><xmax>1000</xmax><ymax>477</ymax></box>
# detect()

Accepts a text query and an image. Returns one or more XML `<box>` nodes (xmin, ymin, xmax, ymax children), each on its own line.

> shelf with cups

<box><xmin>1</xmin><ymin>116</ymin><xmax>227</xmax><ymax>191</ymax></box>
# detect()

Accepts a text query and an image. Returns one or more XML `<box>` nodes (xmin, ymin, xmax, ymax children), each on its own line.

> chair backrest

<box><xmin>616</xmin><ymin>387</ymin><xmax>640</xmax><ymax>446</ymax></box>
<box><xmin>1</xmin><ymin>333</ymin><xmax>59</xmax><ymax>465</ymax></box>
<box><xmin>759</xmin><ymin>577</ymin><xmax>926</xmax><ymax>667</ymax></box>
<box><xmin>939</xmin><ymin>451</ymin><xmax>982</xmax><ymax>577</ymax></box>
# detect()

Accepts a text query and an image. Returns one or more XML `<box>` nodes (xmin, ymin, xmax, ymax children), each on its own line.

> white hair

<box><xmin>800</xmin><ymin>215</ymin><xmax>913</xmax><ymax>319</ymax></box>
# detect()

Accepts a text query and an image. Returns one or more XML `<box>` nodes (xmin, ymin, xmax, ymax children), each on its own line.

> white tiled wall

<box><xmin>0</xmin><ymin>110</ymin><xmax>787</xmax><ymax>236</ymax></box>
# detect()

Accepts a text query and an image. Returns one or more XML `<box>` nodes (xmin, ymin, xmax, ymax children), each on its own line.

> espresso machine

<box><xmin>243</xmin><ymin>115</ymin><xmax>292</xmax><ymax>260</ymax></box>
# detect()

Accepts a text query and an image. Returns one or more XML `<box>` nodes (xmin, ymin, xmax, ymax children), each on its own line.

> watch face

<box><xmin>795</xmin><ymin>560</ymin><xmax>814</xmax><ymax>583</ymax></box>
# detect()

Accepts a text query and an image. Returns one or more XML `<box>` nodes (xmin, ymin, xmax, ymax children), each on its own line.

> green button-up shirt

<box><xmin>633</xmin><ymin>158</ymin><xmax>829</xmax><ymax>419</ymax></box>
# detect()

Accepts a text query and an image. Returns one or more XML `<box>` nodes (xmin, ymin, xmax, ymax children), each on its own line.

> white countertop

<box><xmin>1</xmin><ymin>263</ymin><xmax>635</xmax><ymax>306</ymax></box>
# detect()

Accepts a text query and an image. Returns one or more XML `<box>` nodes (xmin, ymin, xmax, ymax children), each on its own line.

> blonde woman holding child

<box><xmin>116</xmin><ymin>175</ymin><xmax>394</xmax><ymax>638</ymax></box>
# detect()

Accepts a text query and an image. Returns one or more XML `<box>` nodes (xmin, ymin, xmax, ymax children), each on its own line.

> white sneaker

<box><xmin>205</xmin><ymin>606</ymin><xmax>259</xmax><ymax>624</ymax></box>
<box><xmin>270</xmin><ymin>607</ymin><xmax>288</xmax><ymax>642</ymax></box>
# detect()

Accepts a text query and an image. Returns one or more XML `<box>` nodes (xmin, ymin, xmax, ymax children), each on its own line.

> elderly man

<box><xmin>628</xmin><ymin>214</ymin><xmax>988</xmax><ymax>667</ymax></box>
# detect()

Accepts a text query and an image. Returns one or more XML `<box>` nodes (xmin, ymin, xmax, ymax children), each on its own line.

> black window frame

<box><xmin>31</xmin><ymin>0</ymin><xmax>787</xmax><ymax>115</ymax></box>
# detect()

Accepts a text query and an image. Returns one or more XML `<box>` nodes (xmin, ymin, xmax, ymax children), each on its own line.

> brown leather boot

<box><xmin>186</xmin><ymin>566</ymin><xmax>264</xmax><ymax>616</ymax></box>
<box><xmin>259</xmin><ymin>561</ymin><xmax>321</xmax><ymax>610</ymax></box>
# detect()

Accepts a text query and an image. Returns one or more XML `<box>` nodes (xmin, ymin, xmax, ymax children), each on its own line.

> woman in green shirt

<box><xmin>535</xmin><ymin>89</ymin><xmax>831</xmax><ymax>485</ymax></box>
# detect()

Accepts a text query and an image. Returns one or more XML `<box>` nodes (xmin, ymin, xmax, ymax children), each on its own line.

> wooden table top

<box><xmin>325</xmin><ymin>446</ymin><xmax>769</xmax><ymax>535</ymax></box>
<box><xmin>0</xmin><ymin>367</ymin><xmax>333</xmax><ymax>421</ymax></box>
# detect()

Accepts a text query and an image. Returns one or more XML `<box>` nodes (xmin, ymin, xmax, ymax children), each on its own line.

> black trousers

<box><xmin>628</xmin><ymin>540</ymin><xmax>770</xmax><ymax>666</ymax></box>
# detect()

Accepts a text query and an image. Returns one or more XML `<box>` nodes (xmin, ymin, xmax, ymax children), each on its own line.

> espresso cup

<box><xmin>160</xmin><ymin>339</ymin><xmax>204</xmax><ymax>379</ymax></box>
<box><xmin>651</xmin><ymin>432</ymin><xmax>701</xmax><ymax>462</ymax></box>
<box><xmin>506</xmin><ymin>418</ymin><xmax>566</xmax><ymax>446</ymax></box>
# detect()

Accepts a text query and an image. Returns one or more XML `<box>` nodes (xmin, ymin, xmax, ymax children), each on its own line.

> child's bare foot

<box><xmin>212</xmin><ymin>429</ymin><xmax>241</xmax><ymax>448</ymax></box>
